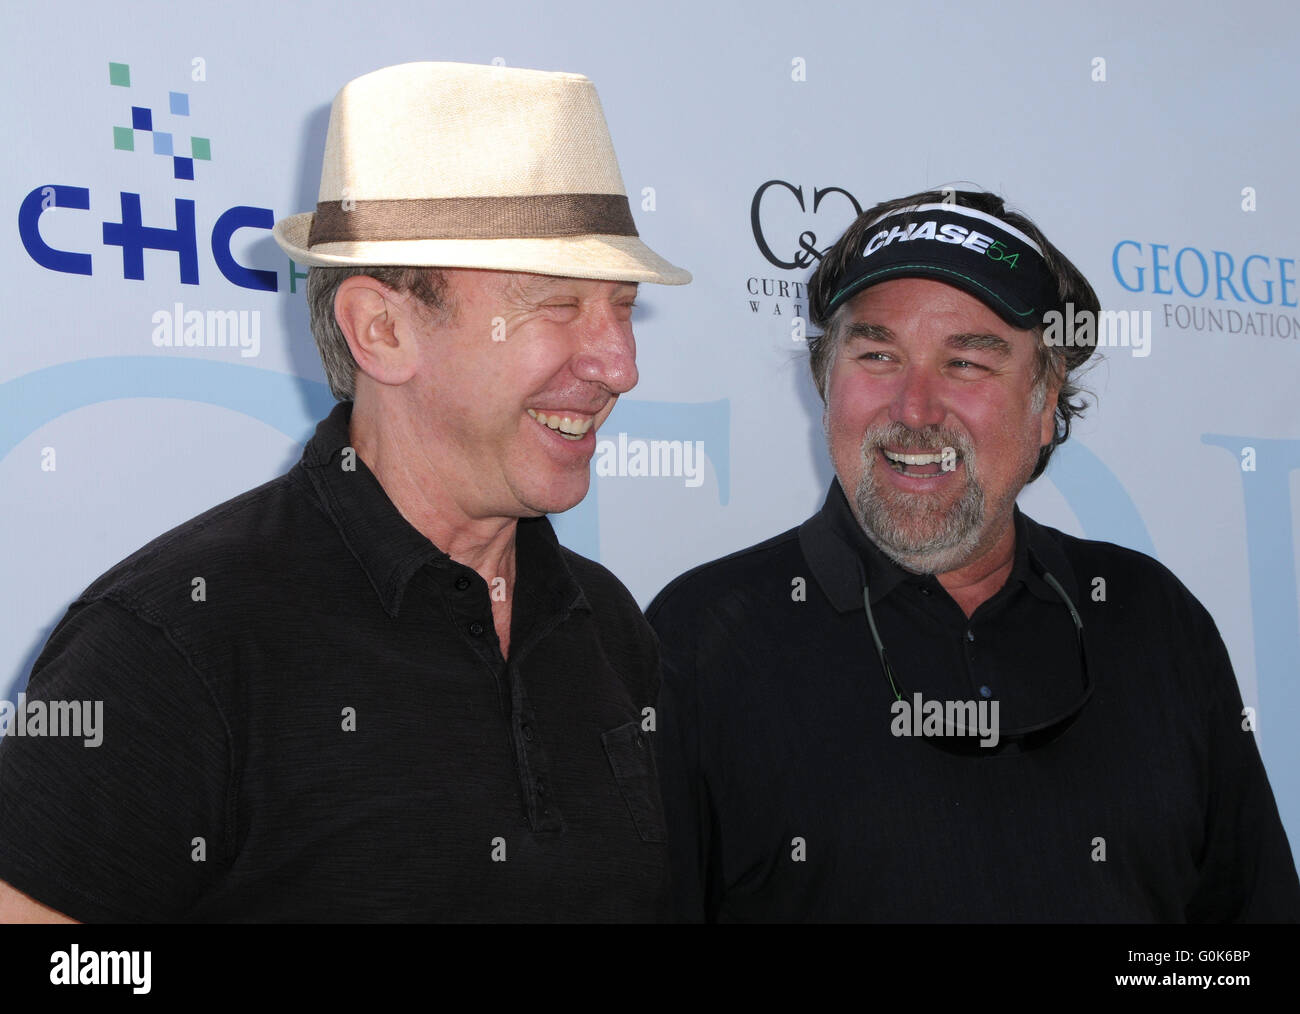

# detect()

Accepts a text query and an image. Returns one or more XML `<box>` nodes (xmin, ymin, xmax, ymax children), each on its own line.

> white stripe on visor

<box><xmin>863</xmin><ymin>202</ymin><xmax>1045</xmax><ymax>257</ymax></box>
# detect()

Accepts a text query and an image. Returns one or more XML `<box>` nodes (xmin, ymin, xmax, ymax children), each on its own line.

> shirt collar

<box><xmin>799</xmin><ymin>478</ymin><xmax>910</xmax><ymax>610</ymax></box>
<box><xmin>1016</xmin><ymin>504</ymin><xmax>1080</xmax><ymax>607</ymax></box>
<box><xmin>799</xmin><ymin>477</ymin><xmax>1080</xmax><ymax>613</ymax></box>
<box><xmin>296</xmin><ymin>401</ymin><xmax>588</xmax><ymax>618</ymax></box>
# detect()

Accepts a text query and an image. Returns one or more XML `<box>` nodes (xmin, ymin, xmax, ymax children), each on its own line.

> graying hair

<box><xmin>305</xmin><ymin>265</ymin><xmax>453</xmax><ymax>400</ymax></box>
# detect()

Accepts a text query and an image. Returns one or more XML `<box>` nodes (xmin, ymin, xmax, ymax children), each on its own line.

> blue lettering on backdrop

<box><xmin>101</xmin><ymin>193</ymin><xmax>199</xmax><ymax>284</ymax></box>
<box><xmin>1112</xmin><ymin>241</ymin><xmax>1300</xmax><ymax>307</ymax></box>
<box><xmin>1041</xmin><ymin>440</ymin><xmax>1156</xmax><ymax>557</ymax></box>
<box><xmin>17</xmin><ymin>185</ymin><xmax>92</xmax><ymax>275</ymax></box>
<box><xmin>211</xmin><ymin>207</ymin><xmax>279</xmax><ymax>292</ymax></box>
<box><xmin>1113</xmin><ymin>239</ymin><xmax>1144</xmax><ymax>292</ymax></box>
<box><xmin>1202</xmin><ymin>434</ymin><xmax>1300</xmax><ymax>855</ymax></box>
<box><xmin>1151</xmin><ymin>243</ymin><xmax>1173</xmax><ymax>295</ymax></box>
<box><xmin>18</xmin><ymin>185</ymin><xmax>278</xmax><ymax>289</ymax></box>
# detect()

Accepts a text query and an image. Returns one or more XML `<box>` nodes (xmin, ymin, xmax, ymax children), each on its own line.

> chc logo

<box><xmin>16</xmin><ymin>60</ymin><xmax>278</xmax><ymax>292</ymax></box>
<box><xmin>750</xmin><ymin>180</ymin><xmax>862</xmax><ymax>271</ymax></box>
<box><xmin>18</xmin><ymin>185</ymin><xmax>277</xmax><ymax>292</ymax></box>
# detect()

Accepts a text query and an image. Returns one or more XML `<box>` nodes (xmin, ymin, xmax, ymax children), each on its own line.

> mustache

<box><xmin>860</xmin><ymin>422</ymin><xmax>975</xmax><ymax>462</ymax></box>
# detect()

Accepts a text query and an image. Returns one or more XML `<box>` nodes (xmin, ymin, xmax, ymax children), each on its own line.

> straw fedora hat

<box><xmin>273</xmin><ymin>61</ymin><xmax>690</xmax><ymax>285</ymax></box>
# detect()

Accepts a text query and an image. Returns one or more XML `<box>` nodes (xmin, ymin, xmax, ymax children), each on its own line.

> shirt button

<box><xmin>537</xmin><ymin>780</ymin><xmax>547</xmax><ymax>796</ymax></box>
<box><xmin>468</xmin><ymin>621</ymin><xmax>485</xmax><ymax>637</ymax></box>
<box><xmin>965</xmin><ymin>629</ymin><xmax>976</xmax><ymax>643</ymax></box>
<box><xmin>522</xmin><ymin>724</ymin><xmax>534</xmax><ymax>742</ymax></box>
<box><xmin>919</xmin><ymin>587</ymin><xmax>931</xmax><ymax>596</ymax></box>
<box><xmin>979</xmin><ymin>685</ymin><xmax>993</xmax><ymax>699</ymax></box>
<box><xmin>454</xmin><ymin>575</ymin><xmax>470</xmax><ymax>591</ymax></box>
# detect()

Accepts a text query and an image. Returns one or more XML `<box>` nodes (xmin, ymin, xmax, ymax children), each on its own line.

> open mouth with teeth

<box><xmin>880</xmin><ymin>447</ymin><xmax>958</xmax><ymax>478</ymax></box>
<box><xmin>527</xmin><ymin>408</ymin><xmax>595</xmax><ymax>442</ymax></box>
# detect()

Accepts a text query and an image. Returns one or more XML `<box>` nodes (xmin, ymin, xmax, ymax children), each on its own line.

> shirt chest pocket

<box><xmin>602</xmin><ymin>721</ymin><xmax>667</xmax><ymax>843</ymax></box>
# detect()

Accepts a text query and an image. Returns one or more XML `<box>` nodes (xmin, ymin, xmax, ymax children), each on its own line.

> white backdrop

<box><xmin>3</xmin><ymin>0</ymin><xmax>1298</xmax><ymax>864</ymax></box>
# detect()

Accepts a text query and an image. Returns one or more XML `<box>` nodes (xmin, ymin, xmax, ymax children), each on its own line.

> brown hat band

<box><xmin>307</xmin><ymin>194</ymin><xmax>639</xmax><ymax>246</ymax></box>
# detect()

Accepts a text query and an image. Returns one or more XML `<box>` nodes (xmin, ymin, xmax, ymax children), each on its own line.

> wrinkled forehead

<box><xmin>499</xmin><ymin>271</ymin><xmax>639</xmax><ymax>300</ymax></box>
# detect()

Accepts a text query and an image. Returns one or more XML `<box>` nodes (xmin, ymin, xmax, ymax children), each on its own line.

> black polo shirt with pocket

<box><xmin>0</xmin><ymin>400</ymin><xmax>667</xmax><ymax>922</ymax></box>
<box><xmin>648</xmin><ymin>479</ymin><xmax>1300</xmax><ymax>922</ymax></box>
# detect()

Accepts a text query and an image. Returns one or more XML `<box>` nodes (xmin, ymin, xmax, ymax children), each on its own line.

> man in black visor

<box><xmin>648</xmin><ymin>188</ymin><xmax>1300</xmax><ymax>922</ymax></box>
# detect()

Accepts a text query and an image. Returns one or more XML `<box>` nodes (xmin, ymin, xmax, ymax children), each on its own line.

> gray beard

<box><xmin>849</xmin><ymin>431</ymin><xmax>987</xmax><ymax>576</ymax></box>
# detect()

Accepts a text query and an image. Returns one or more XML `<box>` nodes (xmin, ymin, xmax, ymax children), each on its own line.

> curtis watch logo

<box><xmin>750</xmin><ymin>179</ymin><xmax>862</xmax><ymax>270</ymax></box>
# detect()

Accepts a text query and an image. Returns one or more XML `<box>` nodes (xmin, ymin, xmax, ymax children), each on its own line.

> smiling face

<box><xmin>403</xmin><ymin>268</ymin><xmax>640</xmax><ymax>520</ymax></box>
<box><xmin>824</xmin><ymin>277</ymin><xmax>1058</xmax><ymax>575</ymax></box>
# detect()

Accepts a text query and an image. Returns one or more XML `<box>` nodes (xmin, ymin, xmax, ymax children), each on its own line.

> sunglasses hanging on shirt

<box><xmin>860</xmin><ymin>563</ymin><xmax>1094</xmax><ymax>756</ymax></box>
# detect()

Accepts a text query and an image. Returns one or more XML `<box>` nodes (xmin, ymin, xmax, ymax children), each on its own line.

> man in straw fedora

<box><xmin>0</xmin><ymin>61</ymin><xmax>689</xmax><ymax>922</ymax></box>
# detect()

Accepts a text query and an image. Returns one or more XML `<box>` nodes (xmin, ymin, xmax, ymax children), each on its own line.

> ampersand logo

<box><xmin>750</xmin><ymin>180</ymin><xmax>863</xmax><ymax>271</ymax></box>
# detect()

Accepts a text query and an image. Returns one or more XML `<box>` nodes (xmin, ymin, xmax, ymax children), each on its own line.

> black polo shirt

<box><xmin>648</xmin><ymin>480</ymin><xmax>1300</xmax><ymax>922</ymax></box>
<box><xmin>0</xmin><ymin>401</ymin><xmax>667</xmax><ymax>922</ymax></box>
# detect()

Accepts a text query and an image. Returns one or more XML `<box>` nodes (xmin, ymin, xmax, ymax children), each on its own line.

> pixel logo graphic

<box><xmin>109</xmin><ymin>61</ymin><xmax>211</xmax><ymax>181</ymax></box>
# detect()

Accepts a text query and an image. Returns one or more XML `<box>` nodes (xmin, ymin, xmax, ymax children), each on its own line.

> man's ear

<box><xmin>334</xmin><ymin>275</ymin><xmax>419</xmax><ymax>387</ymax></box>
<box><xmin>1038</xmin><ymin>368</ymin><xmax>1063</xmax><ymax>448</ymax></box>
